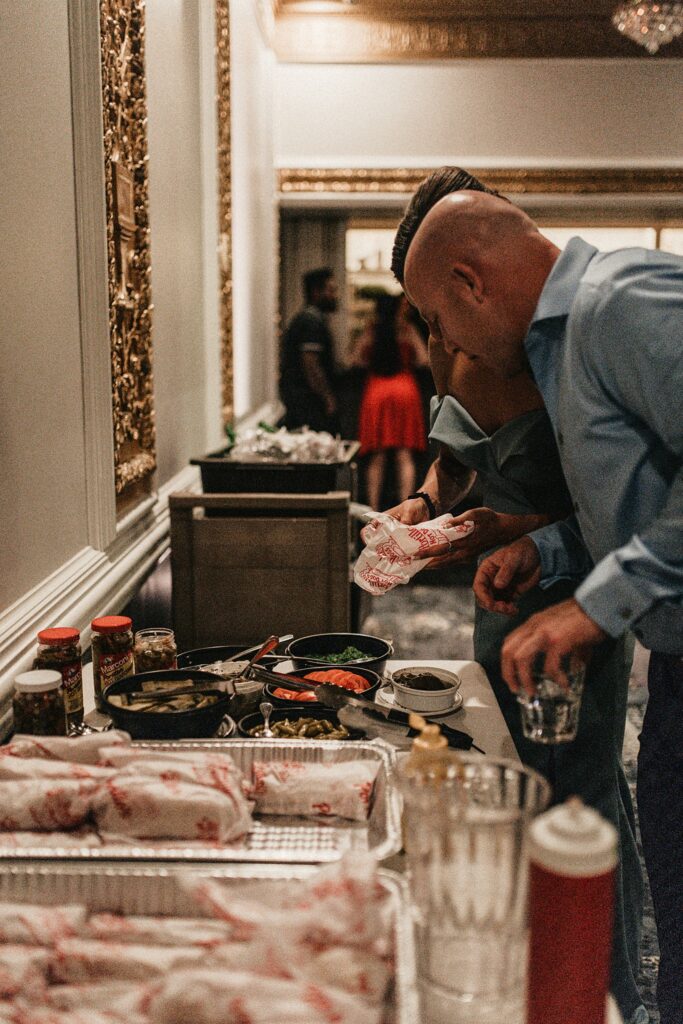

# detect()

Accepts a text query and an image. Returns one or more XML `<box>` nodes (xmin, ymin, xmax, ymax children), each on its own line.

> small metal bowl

<box><xmin>101</xmin><ymin>669</ymin><xmax>232</xmax><ymax>740</ymax></box>
<box><xmin>237</xmin><ymin>705</ymin><xmax>365</xmax><ymax>741</ymax></box>
<box><xmin>286</xmin><ymin>633</ymin><xmax>393</xmax><ymax>678</ymax></box>
<box><xmin>264</xmin><ymin>664</ymin><xmax>382</xmax><ymax>709</ymax></box>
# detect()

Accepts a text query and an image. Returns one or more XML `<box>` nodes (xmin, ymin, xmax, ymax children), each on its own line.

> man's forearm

<box><xmin>418</xmin><ymin>448</ymin><xmax>476</xmax><ymax>515</ymax></box>
<box><xmin>301</xmin><ymin>352</ymin><xmax>334</xmax><ymax>403</ymax></box>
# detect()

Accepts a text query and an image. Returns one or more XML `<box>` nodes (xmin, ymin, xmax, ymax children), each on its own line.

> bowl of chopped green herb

<box><xmin>286</xmin><ymin>633</ymin><xmax>393</xmax><ymax>678</ymax></box>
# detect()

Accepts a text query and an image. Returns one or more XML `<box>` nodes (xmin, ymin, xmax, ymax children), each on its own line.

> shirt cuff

<box><xmin>574</xmin><ymin>552</ymin><xmax>654</xmax><ymax>638</ymax></box>
<box><xmin>529</xmin><ymin>520</ymin><xmax>593</xmax><ymax>586</ymax></box>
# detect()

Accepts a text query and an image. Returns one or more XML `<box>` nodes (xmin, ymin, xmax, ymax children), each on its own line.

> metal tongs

<box><xmin>249</xmin><ymin>664</ymin><xmax>485</xmax><ymax>752</ymax></box>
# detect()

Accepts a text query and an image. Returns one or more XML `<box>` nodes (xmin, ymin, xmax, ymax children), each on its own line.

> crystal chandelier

<box><xmin>612</xmin><ymin>0</ymin><xmax>683</xmax><ymax>53</ymax></box>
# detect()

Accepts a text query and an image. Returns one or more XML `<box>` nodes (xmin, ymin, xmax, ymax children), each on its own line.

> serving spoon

<box><xmin>259</xmin><ymin>700</ymin><xmax>275</xmax><ymax>738</ymax></box>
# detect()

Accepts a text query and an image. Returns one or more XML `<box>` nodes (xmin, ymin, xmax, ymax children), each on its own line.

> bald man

<box><xmin>393</xmin><ymin>169</ymin><xmax>683</xmax><ymax>1024</ymax></box>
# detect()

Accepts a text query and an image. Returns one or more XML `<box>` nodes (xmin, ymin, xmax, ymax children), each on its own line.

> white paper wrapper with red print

<box><xmin>251</xmin><ymin>761</ymin><xmax>380</xmax><ymax>822</ymax></box>
<box><xmin>354</xmin><ymin>513</ymin><xmax>474</xmax><ymax>595</ymax></box>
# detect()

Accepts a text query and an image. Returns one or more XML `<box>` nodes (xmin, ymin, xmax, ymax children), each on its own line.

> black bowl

<box><xmin>286</xmin><ymin>633</ymin><xmax>393</xmax><ymax>678</ymax></box>
<box><xmin>177</xmin><ymin>644</ymin><xmax>280</xmax><ymax>671</ymax></box>
<box><xmin>101</xmin><ymin>669</ymin><xmax>232</xmax><ymax>740</ymax></box>
<box><xmin>264</xmin><ymin>664</ymin><xmax>381</xmax><ymax>709</ymax></box>
<box><xmin>237</xmin><ymin>705</ymin><xmax>365</xmax><ymax>741</ymax></box>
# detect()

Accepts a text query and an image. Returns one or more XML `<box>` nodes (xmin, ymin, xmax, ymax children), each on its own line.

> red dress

<box><xmin>357</xmin><ymin>340</ymin><xmax>427</xmax><ymax>455</ymax></box>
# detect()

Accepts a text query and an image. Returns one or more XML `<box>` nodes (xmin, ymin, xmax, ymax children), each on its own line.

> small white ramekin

<box><xmin>390</xmin><ymin>667</ymin><xmax>461</xmax><ymax>713</ymax></box>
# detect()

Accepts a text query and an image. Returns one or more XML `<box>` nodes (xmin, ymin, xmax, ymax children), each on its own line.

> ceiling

<box><xmin>267</xmin><ymin>0</ymin><xmax>683</xmax><ymax>60</ymax></box>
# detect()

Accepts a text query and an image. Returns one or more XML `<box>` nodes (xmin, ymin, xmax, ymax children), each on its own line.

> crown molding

<box><xmin>279</xmin><ymin>166</ymin><xmax>683</xmax><ymax>195</ymax></box>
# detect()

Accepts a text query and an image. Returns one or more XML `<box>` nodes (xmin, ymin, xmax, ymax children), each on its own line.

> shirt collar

<box><xmin>530</xmin><ymin>237</ymin><xmax>599</xmax><ymax>324</ymax></box>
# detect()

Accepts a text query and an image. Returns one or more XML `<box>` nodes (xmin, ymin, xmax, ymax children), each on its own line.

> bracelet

<box><xmin>408</xmin><ymin>492</ymin><xmax>437</xmax><ymax>519</ymax></box>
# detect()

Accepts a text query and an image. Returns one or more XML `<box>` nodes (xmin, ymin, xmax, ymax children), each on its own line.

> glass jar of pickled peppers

<box><xmin>91</xmin><ymin>615</ymin><xmax>134</xmax><ymax>709</ymax></box>
<box><xmin>33</xmin><ymin>627</ymin><xmax>83</xmax><ymax>729</ymax></box>
<box><xmin>133</xmin><ymin>628</ymin><xmax>177</xmax><ymax>674</ymax></box>
<box><xmin>13</xmin><ymin>670</ymin><xmax>67</xmax><ymax>736</ymax></box>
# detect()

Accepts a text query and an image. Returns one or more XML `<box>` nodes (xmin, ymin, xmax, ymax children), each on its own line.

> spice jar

<box><xmin>91</xmin><ymin>615</ymin><xmax>134</xmax><ymax>709</ymax></box>
<box><xmin>133</xmin><ymin>628</ymin><xmax>177</xmax><ymax>674</ymax></box>
<box><xmin>13</xmin><ymin>670</ymin><xmax>67</xmax><ymax>736</ymax></box>
<box><xmin>33</xmin><ymin>627</ymin><xmax>83</xmax><ymax>729</ymax></box>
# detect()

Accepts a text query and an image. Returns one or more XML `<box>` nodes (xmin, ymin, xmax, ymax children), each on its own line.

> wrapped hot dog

<box><xmin>0</xmin><ymin>759</ymin><xmax>112</xmax><ymax>783</ymax></box>
<box><xmin>0</xmin><ymin>780</ymin><xmax>99</xmax><ymax>832</ymax></box>
<box><xmin>92</xmin><ymin>777</ymin><xmax>252</xmax><ymax>842</ymax></box>
<box><xmin>46</xmin><ymin>981</ymin><xmax>151</xmax><ymax>1017</ymax></box>
<box><xmin>251</xmin><ymin>761</ymin><xmax>379</xmax><ymax>821</ymax></box>
<box><xmin>50</xmin><ymin>939</ymin><xmax>211</xmax><ymax>984</ymax></box>
<box><xmin>146</xmin><ymin>970</ymin><xmax>382</xmax><ymax>1024</ymax></box>
<box><xmin>0</xmin><ymin>830</ymin><xmax>102</xmax><ymax>849</ymax></box>
<box><xmin>2</xmin><ymin>733</ymin><xmax>131</xmax><ymax>764</ymax></box>
<box><xmin>0</xmin><ymin>902</ymin><xmax>85</xmax><ymax>945</ymax></box>
<box><xmin>354</xmin><ymin>512</ymin><xmax>474</xmax><ymax>595</ymax></box>
<box><xmin>84</xmin><ymin>914</ymin><xmax>231</xmax><ymax>948</ymax></box>
<box><xmin>0</xmin><ymin>944</ymin><xmax>51</xmax><ymax>999</ymax></box>
<box><xmin>112</xmin><ymin>755</ymin><xmax>248</xmax><ymax>802</ymax></box>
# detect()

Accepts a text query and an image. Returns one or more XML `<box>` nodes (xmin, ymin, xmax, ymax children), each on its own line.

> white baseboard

<box><xmin>0</xmin><ymin>464</ymin><xmax>200</xmax><ymax>737</ymax></box>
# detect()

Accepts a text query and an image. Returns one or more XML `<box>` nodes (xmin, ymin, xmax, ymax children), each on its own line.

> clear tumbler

<box><xmin>399</xmin><ymin>754</ymin><xmax>551</xmax><ymax>1023</ymax></box>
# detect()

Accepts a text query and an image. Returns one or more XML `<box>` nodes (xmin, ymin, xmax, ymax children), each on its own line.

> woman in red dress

<box><xmin>351</xmin><ymin>294</ymin><xmax>429</xmax><ymax>510</ymax></box>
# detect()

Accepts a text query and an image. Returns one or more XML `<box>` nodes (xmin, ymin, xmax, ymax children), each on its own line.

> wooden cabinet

<box><xmin>169</xmin><ymin>492</ymin><xmax>350</xmax><ymax>650</ymax></box>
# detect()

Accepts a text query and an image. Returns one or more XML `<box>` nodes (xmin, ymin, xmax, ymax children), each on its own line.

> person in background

<box><xmin>349</xmin><ymin>293</ymin><xmax>428</xmax><ymax>510</ymax></box>
<box><xmin>382</xmin><ymin>167</ymin><xmax>646</xmax><ymax>1024</ymax></box>
<box><xmin>279</xmin><ymin>267</ymin><xmax>339</xmax><ymax>434</ymax></box>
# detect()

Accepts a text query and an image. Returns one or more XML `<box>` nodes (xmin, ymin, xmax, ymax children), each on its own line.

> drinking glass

<box><xmin>400</xmin><ymin>755</ymin><xmax>551</xmax><ymax>1023</ymax></box>
<box><xmin>516</xmin><ymin>665</ymin><xmax>586</xmax><ymax>745</ymax></box>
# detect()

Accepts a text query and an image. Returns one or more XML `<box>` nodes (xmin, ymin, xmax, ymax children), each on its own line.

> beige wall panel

<box><xmin>0</xmin><ymin>1</ymin><xmax>88</xmax><ymax>609</ymax></box>
<box><xmin>230</xmin><ymin>0</ymin><xmax>279</xmax><ymax>419</ymax></box>
<box><xmin>275</xmin><ymin>60</ymin><xmax>683</xmax><ymax>166</ymax></box>
<box><xmin>145</xmin><ymin>0</ymin><xmax>220</xmax><ymax>482</ymax></box>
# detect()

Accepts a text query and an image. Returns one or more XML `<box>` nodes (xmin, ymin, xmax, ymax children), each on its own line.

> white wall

<box><xmin>0</xmin><ymin>1</ymin><xmax>88</xmax><ymax>608</ymax></box>
<box><xmin>146</xmin><ymin>0</ymin><xmax>223</xmax><ymax>480</ymax></box>
<box><xmin>275</xmin><ymin>60</ymin><xmax>683</xmax><ymax>167</ymax></box>
<box><xmin>231</xmin><ymin>0</ymin><xmax>279</xmax><ymax>419</ymax></box>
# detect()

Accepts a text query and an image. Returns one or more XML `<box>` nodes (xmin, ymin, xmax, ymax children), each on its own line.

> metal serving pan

<box><xmin>0</xmin><ymin>860</ymin><xmax>418</xmax><ymax>1024</ymax></box>
<box><xmin>0</xmin><ymin>738</ymin><xmax>401</xmax><ymax>865</ymax></box>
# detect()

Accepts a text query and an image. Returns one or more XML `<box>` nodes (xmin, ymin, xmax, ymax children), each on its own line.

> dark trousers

<box><xmin>637</xmin><ymin>652</ymin><xmax>683</xmax><ymax>1024</ymax></box>
<box><xmin>475</xmin><ymin>588</ymin><xmax>645</xmax><ymax>1024</ymax></box>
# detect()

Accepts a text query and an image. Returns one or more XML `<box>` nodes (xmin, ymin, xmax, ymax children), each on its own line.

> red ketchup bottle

<box><xmin>527</xmin><ymin>797</ymin><xmax>617</xmax><ymax>1024</ymax></box>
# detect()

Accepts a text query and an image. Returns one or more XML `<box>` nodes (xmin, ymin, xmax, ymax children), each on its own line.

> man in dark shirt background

<box><xmin>279</xmin><ymin>267</ymin><xmax>339</xmax><ymax>434</ymax></box>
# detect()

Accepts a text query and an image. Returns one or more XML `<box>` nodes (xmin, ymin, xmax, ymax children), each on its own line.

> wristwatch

<box><xmin>407</xmin><ymin>491</ymin><xmax>437</xmax><ymax>519</ymax></box>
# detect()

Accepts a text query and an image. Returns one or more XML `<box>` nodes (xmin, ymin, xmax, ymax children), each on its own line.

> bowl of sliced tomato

<box><xmin>264</xmin><ymin>664</ymin><xmax>382</xmax><ymax>708</ymax></box>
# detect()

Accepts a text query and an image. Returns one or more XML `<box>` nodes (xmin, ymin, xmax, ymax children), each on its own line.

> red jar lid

<box><xmin>37</xmin><ymin>627</ymin><xmax>80</xmax><ymax>645</ymax></box>
<box><xmin>91</xmin><ymin>615</ymin><xmax>133</xmax><ymax>634</ymax></box>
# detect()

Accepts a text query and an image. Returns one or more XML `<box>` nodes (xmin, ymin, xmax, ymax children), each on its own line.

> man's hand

<box><xmin>421</xmin><ymin>508</ymin><xmax>527</xmax><ymax>568</ymax></box>
<box><xmin>472</xmin><ymin>537</ymin><xmax>542</xmax><ymax>612</ymax></box>
<box><xmin>500</xmin><ymin>599</ymin><xmax>607</xmax><ymax>694</ymax></box>
<box><xmin>381</xmin><ymin>496</ymin><xmax>432</xmax><ymax>526</ymax></box>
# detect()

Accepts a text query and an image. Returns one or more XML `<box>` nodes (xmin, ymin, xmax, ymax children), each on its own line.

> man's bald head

<box><xmin>399</xmin><ymin>185</ymin><xmax>560</xmax><ymax>377</ymax></box>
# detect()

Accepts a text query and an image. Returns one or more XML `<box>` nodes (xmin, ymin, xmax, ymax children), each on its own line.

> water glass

<box><xmin>400</xmin><ymin>755</ymin><xmax>551</xmax><ymax>1023</ymax></box>
<box><xmin>517</xmin><ymin>665</ymin><xmax>586</xmax><ymax>745</ymax></box>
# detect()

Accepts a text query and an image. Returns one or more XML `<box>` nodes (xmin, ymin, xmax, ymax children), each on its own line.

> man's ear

<box><xmin>450</xmin><ymin>262</ymin><xmax>484</xmax><ymax>303</ymax></box>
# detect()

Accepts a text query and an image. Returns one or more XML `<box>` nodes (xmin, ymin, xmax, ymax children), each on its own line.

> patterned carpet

<box><xmin>362</xmin><ymin>578</ymin><xmax>661</xmax><ymax>1023</ymax></box>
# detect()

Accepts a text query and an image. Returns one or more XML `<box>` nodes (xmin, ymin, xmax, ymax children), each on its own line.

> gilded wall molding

<box><xmin>215</xmin><ymin>0</ymin><xmax>234</xmax><ymax>426</ymax></box>
<box><xmin>100</xmin><ymin>0</ymin><xmax>156</xmax><ymax>499</ymax></box>
<box><xmin>271</xmin><ymin>11</ymin><xmax>683</xmax><ymax>61</ymax></box>
<box><xmin>279</xmin><ymin>167</ymin><xmax>683</xmax><ymax>196</ymax></box>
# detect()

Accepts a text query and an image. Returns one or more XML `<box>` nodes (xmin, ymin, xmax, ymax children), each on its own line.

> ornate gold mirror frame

<box><xmin>280</xmin><ymin>166</ymin><xmax>683</xmax><ymax>198</ymax></box>
<box><xmin>99</xmin><ymin>0</ymin><xmax>156</xmax><ymax>512</ymax></box>
<box><xmin>216</xmin><ymin>0</ymin><xmax>233</xmax><ymax>426</ymax></box>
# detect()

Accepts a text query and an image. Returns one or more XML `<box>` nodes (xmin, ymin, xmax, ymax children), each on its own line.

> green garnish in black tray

<box><xmin>307</xmin><ymin>645</ymin><xmax>368</xmax><ymax>664</ymax></box>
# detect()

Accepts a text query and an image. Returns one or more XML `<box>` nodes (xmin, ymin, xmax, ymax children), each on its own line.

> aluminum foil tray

<box><xmin>0</xmin><ymin>861</ymin><xmax>418</xmax><ymax>1024</ymax></box>
<box><xmin>0</xmin><ymin>738</ymin><xmax>401</xmax><ymax>865</ymax></box>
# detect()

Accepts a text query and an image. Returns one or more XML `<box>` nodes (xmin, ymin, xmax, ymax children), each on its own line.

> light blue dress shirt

<box><xmin>525</xmin><ymin>237</ymin><xmax>683</xmax><ymax>654</ymax></box>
